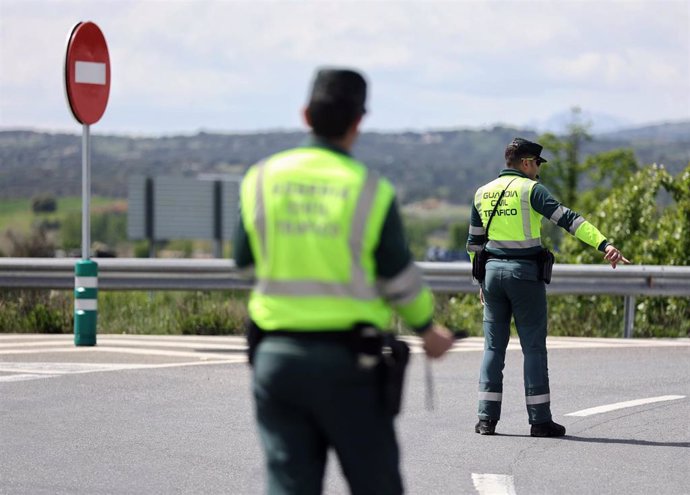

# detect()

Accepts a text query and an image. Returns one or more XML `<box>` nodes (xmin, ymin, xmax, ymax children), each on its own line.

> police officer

<box><xmin>234</xmin><ymin>68</ymin><xmax>454</xmax><ymax>495</ymax></box>
<box><xmin>466</xmin><ymin>137</ymin><xmax>629</xmax><ymax>437</ymax></box>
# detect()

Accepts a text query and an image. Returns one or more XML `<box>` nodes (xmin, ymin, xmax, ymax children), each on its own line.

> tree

<box><xmin>31</xmin><ymin>195</ymin><xmax>57</xmax><ymax>214</ymax></box>
<box><xmin>578</xmin><ymin>149</ymin><xmax>640</xmax><ymax>213</ymax></box>
<box><xmin>448</xmin><ymin>221</ymin><xmax>469</xmax><ymax>251</ymax></box>
<box><xmin>538</xmin><ymin>107</ymin><xmax>592</xmax><ymax>209</ymax></box>
<box><xmin>554</xmin><ymin>164</ymin><xmax>690</xmax><ymax>337</ymax></box>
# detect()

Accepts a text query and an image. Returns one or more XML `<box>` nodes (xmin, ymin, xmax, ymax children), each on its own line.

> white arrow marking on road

<box><xmin>472</xmin><ymin>473</ymin><xmax>517</xmax><ymax>495</ymax></box>
<box><xmin>75</xmin><ymin>61</ymin><xmax>106</xmax><ymax>84</ymax></box>
<box><xmin>565</xmin><ymin>395</ymin><xmax>686</xmax><ymax>417</ymax></box>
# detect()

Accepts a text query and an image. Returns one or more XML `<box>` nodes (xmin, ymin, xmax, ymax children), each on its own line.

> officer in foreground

<box><xmin>466</xmin><ymin>137</ymin><xmax>629</xmax><ymax>437</ymax></box>
<box><xmin>234</xmin><ymin>68</ymin><xmax>454</xmax><ymax>495</ymax></box>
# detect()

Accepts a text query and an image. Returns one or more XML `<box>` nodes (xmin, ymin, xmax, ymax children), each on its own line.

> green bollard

<box><xmin>74</xmin><ymin>259</ymin><xmax>98</xmax><ymax>346</ymax></box>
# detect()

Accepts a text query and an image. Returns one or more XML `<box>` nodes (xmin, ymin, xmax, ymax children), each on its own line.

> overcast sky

<box><xmin>1</xmin><ymin>0</ymin><xmax>688</xmax><ymax>136</ymax></box>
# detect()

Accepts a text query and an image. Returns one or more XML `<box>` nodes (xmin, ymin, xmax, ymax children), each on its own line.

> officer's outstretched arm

<box><xmin>604</xmin><ymin>244</ymin><xmax>631</xmax><ymax>269</ymax></box>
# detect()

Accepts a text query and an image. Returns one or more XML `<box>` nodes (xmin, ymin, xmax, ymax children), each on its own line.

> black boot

<box><xmin>530</xmin><ymin>420</ymin><xmax>566</xmax><ymax>437</ymax></box>
<box><xmin>475</xmin><ymin>419</ymin><xmax>498</xmax><ymax>435</ymax></box>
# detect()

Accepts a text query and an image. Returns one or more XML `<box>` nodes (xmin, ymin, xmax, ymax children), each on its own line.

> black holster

<box><xmin>537</xmin><ymin>249</ymin><xmax>555</xmax><ymax>284</ymax></box>
<box><xmin>472</xmin><ymin>248</ymin><xmax>490</xmax><ymax>283</ymax></box>
<box><xmin>352</xmin><ymin>324</ymin><xmax>410</xmax><ymax>417</ymax></box>
<box><xmin>378</xmin><ymin>334</ymin><xmax>410</xmax><ymax>416</ymax></box>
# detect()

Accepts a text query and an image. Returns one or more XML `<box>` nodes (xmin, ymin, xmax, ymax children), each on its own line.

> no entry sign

<box><xmin>64</xmin><ymin>22</ymin><xmax>111</xmax><ymax>125</ymax></box>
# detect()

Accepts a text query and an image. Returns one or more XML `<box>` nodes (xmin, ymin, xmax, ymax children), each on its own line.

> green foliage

<box><xmin>0</xmin><ymin>290</ymin><xmax>249</xmax><ymax>336</ymax></box>
<box><xmin>0</xmin><ymin>291</ymin><xmax>72</xmax><ymax>333</ymax></box>
<box><xmin>434</xmin><ymin>294</ymin><xmax>484</xmax><ymax>336</ymax></box>
<box><xmin>133</xmin><ymin>241</ymin><xmax>151</xmax><ymax>258</ymax></box>
<box><xmin>98</xmin><ymin>290</ymin><xmax>248</xmax><ymax>335</ymax></box>
<box><xmin>60</xmin><ymin>212</ymin><xmax>81</xmax><ymax>250</ymax></box>
<box><xmin>448</xmin><ymin>221</ymin><xmax>469</xmax><ymax>251</ymax></box>
<box><xmin>61</xmin><ymin>211</ymin><xmax>128</xmax><ymax>250</ymax></box>
<box><xmin>403</xmin><ymin>216</ymin><xmax>445</xmax><ymax>260</ymax></box>
<box><xmin>176</xmin><ymin>292</ymin><xmax>247</xmax><ymax>336</ymax></box>
<box><xmin>578</xmin><ymin>149</ymin><xmax>639</xmax><ymax>212</ymax></box>
<box><xmin>555</xmin><ymin>164</ymin><xmax>690</xmax><ymax>337</ymax></box>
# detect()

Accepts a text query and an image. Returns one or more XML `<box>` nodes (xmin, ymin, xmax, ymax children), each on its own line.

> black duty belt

<box><xmin>487</xmin><ymin>253</ymin><xmax>540</xmax><ymax>261</ymax></box>
<box><xmin>263</xmin><ymin>330</ymin><xmax>355</xmax><ymax>343</ymax></box>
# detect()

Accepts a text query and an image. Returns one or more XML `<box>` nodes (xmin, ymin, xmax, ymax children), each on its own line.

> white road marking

<box><xmin>0</xmin><ymin>346</ymin><xmax>240</xmax><ymax>360</ymax></box>
<box><xmin>472</xmin><ymin>473</ymin><xmax>517</xmax><ymax>495</ymax></box>
<box><xmin>565</xmin><ymin>395</ymin><xmax>686</xmax><ymax>417</ymax></box>
<box><xmin>402</xmin><ymin>336</ymin><xmax>690</xmax><ymax>354</ymax></box>
<box><xmin>0</xmin><ymin>374</ymin><xmax>60</xmax><ymax>382</ymax></box>
<box><xmin>0</xmin><ymin>359</ymin><xmax>245</xmax><ymax>383</ymax></box>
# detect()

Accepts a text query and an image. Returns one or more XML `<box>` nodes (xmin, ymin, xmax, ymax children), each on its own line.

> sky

<box><xmin>1</xmin><ymin>0</ymin><xmax>689</xmax><ymax>136</ymax></box>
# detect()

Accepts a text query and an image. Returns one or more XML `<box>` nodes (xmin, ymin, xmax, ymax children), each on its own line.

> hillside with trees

<box><xmin>1</xmin><ymin>121</ymin><xmax>688</xmax><ymax>205</ymax></box>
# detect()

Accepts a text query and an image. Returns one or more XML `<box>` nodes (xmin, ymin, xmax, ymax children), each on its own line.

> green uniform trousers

<box><xmin>253</xmin><ymin>335</ymin><xmax>403</xmax><ymax>495</ymax></box>
<box><xmin>478</xmin><ymin>259</ymin><xmax>552</xmax><ymax>424</ymax></box>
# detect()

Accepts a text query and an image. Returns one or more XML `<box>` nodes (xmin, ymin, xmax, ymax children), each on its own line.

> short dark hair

<box><xmin>306</xmin><ymin>68</ymin><xmax>367</xmax><ymax>139</ymax></box>
<box><xmin>504</xmin><ymin>145</ymin><xmax>523</xmax><ymax>167</ymax></box>
<box><xmin>504</xmin><ymin>137</ymin><xmax>547</xmax><ymax>167</ymax></box>
<box><xmin>307</xmin><ymin>101</ymin><xmax>363</xmax><ymax>139</ymax></box>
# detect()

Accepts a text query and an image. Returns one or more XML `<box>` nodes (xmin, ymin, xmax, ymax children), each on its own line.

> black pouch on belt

<box><xmin>378</xmin><ymin>334</ymin><xmax>411</xmax><ymax>416</ymax></box>
<box><xmin>471</xmin><ymin>248</ymin><xmax>490</xmax><ymax>283</ymax></box>
<box><xmin>537</xmin><ymin>248</ymin><xmax>555</xmax><ymax>284</ymax></box>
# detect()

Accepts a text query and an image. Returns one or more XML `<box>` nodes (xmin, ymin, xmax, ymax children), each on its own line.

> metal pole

<box><xmin>75</xmin><ymin>123</ymin><xmax>97</xmax><ymax>346</ymax></box>
<box><xmin>214</xmin><ymin>180</ymin><xmax>223</xmax><ymax>258</ymax></box>
<box><xmin>623</xmin><ymin>295</ymin><xmax>636</xmax><ymax>338</ymax></box>
<box><xmin>82</xmin><ymin>124</ymin><xmax>90</xmax><ymax>259</ymax></box>
<box><xmin>145</xmin><ymin>177</ymin><xmax>156</xmax><ymax>258</ymax></box>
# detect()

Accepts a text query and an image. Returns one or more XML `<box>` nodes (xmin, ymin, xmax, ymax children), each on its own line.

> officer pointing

<box><xmin>234</xmin><ymin>67</ymin><xmax>454</xmax><ymax>494</ymax></box>
<box><xmin>466</xmin><ymin>137</ymin><xmax>629</xmax><ymax>437</ymax></box>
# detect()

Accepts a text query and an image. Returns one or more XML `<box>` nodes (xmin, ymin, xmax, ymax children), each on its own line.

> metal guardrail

<box><xmin>1</xmin><ymin>258</ymin><xmax>689</xmax><ymax>337</ymax></box>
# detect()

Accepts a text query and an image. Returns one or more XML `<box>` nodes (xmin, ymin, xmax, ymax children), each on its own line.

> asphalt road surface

<box><xmin>1</xmin><ymin>334</ymin><xmax>688</xmax><ymax>495</ymax></box>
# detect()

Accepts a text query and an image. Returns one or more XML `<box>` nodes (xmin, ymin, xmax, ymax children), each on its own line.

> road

<box><xmin>1</xmin><ymin>334</ymin><xmax>688</xmax><ymax>494</ymax></box>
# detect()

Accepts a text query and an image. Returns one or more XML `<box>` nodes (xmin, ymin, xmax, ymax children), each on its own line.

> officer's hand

<box><xmin>421</xmin><ymin>324</ymin><xmax>454</xmax><ymax>359</ymax></box>
<box><xmin>604</xmin><ymin>244</ymin><xmax>631</xmax><ymax>269</ymax></box>
<box><xmin>479</xmin><ymin>288</ymin><xmax>485</xmax><ymax>306</ymax></box>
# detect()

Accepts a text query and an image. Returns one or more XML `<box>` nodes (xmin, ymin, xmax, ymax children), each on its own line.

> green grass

<box><xmin>0</xmin><ymin>196</ymin><xmax>121</xmax><ymax>234</ymax></box>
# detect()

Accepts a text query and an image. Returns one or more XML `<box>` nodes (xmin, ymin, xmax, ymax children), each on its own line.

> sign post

<box><xmin>64</xmin><ymin>21</ymin><xmax>111</xmax><ymax>346</ymax></box>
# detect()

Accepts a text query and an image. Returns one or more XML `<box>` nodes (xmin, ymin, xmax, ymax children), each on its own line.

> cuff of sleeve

<box><xmin>412</xmin><ymin>319</ymin><xmax>433</xmax><ymax>334</ymax></box>
<box><xmin>597</xmin><ymin>240</ymin><xmax>609</xmax><ymax>252</ymax></box>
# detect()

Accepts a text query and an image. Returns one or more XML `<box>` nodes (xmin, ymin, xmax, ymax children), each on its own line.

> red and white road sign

<box><xmin>64</xmin><ymin>22</ymin><xmax>111</xmax><ymax>125</ymax></box>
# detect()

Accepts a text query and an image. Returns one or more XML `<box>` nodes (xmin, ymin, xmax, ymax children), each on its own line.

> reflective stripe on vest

<box><xmin>519</xmin><ymin>179</ymin><xmax>533</xmax><ymax>239</ymax></box>
<box><xmin>253</xmin><ymin>166</ymin><xmax>380</xmax><ymax>300</ymax></box>
<box><xmin>376</xmin><ymin>260</ymin><xmax>425</xmax><ymax>306</ymax></box>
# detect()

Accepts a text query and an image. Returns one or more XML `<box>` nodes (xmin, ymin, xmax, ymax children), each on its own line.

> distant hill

<box><xmin>0</xmin><ymin>122</ymin><xmax>687</xmax><ymax>205</ymax></box>
<box><xmin>596</xmin><ymin>121</ymin><xmax>690</xmax><ymax>142</ymax></box>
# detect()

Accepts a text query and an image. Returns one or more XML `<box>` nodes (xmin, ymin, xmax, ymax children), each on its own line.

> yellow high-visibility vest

<box><xmin>475</xmin><ymin>176</ymin><xmax>543</xmax><ymax>250</ymax></box>
<box><xmin>240</xmin><ymin>146</ymin><xmax>432</xmax><ymax>331</ymax></box>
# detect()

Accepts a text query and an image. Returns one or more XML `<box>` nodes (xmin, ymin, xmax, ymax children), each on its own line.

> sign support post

<box><xmin>74</xmin><ymin>123</ymin><xmax>98</xmax><ymax>346</ymax></box>
<box><xmin>64</xmin><ymin>21</ymin><xmax>111</xmax><ymax>346</ymax></box>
